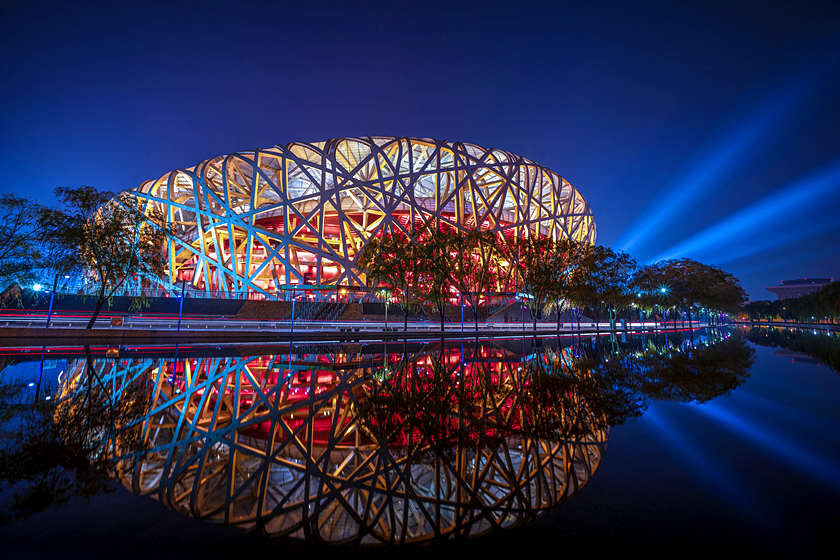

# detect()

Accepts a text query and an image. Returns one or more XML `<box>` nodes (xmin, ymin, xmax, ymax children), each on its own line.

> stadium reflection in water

<box><xmin>57</xmin><ymin>329</ymin><xmax>751</xmax><ymax>545</ymax></box>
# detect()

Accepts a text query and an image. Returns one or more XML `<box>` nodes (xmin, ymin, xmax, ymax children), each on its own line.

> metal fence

<box><xmin>29</xmin><ymin>277</ymin><xmax>523</xmax><ymax>308</ymax></box>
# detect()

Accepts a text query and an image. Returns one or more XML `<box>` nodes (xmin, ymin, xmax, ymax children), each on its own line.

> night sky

<box><xmin>2</xmin><ymin>0</ymin><xmax>839</xmax><ymax>300</ymax></box>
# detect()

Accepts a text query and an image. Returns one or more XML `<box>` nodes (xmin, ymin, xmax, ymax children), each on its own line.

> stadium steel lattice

<box><xmin>128</xmin><ymin>136</ymin><xmax>596</xmax><ymax>298</ymax></box>
<box><xmin>59</xmin><ymin>344</ymin><xmax>608</xmax><ymax>544</ymax></box>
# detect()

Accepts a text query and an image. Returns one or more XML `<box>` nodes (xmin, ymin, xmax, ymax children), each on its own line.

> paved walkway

<box><xmin>0</xmin><ymin>315</ymin><xmax>713</xmax><ymax>346</ymax></box>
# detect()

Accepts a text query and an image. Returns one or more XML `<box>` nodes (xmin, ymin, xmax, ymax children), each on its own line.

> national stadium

<box><xmin>128</xmin><ymin>136</ymin><xmax>596</xmax><ymax>299</ymax></box>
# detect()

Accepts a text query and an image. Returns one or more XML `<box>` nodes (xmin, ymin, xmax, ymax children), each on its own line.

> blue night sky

<box><xmin>1</xmin><ymin>0</ymin><xmax>838</xmax><ymax>300</ymax></box>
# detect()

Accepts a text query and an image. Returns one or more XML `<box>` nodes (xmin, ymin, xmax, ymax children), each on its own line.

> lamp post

<box><xmin>176</xmin><ymin>279</ymin><xmax>186</xmax><ymax>332</ymax></box>
<box><xmin>658</xmin><ymin>286</ymin><xmax>669</xmax><ymax>328</ymax></box>
<box><xmin>171</xmin><ymin>277</ymin><xmax>186</xmax><ymax>392</ymax></box>
<box><xmin>290</xmin><ymin>287</ymin><xmax>296</xmax><ymax>334</ymax></box>
<box><xmin>378</xmin><ymin>288</ymin><xmax>391</xmax><ymax>330</ymax></box>
<box><xmin>45</xmin><ymin>272</ymin><xmax>60</xmax><ymax>328</ymax></box>
<box><xmin>36</xmin><ymin>272</ymin><xmax>66</xmax><ymax>402</ymax></box>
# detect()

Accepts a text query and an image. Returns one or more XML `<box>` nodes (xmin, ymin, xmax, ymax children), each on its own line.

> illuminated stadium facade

<box><xmin>129</xmin><ymin>136</ymin><xmax>596</xmax><ymax>298</ymax></box>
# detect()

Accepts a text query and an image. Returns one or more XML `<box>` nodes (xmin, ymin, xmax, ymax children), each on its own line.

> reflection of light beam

<box><xmin>732</xmin><ymin>391</ymin><xmax>840</xmax><ymax>445</ymax></box>
<box><xmin>650</xmin><ymin>160</ymin><xmax>840</xmax><ymax>263</ymax></box>
<box><xmin>617</xmin><ymin>77</ymin><xmax>815</xmax><ymax>252</ymax></box>
<box><xmin>642</xmin><ymin>407</ymin><xmax>754</xmax><ymax>509</ymax></box>
<box><xmin>692</xmin><ymin>402</ymin><xmax>840</xmax><ymax>491</ymax></box>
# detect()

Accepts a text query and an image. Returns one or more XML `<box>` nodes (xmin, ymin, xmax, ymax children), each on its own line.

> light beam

<box><xmin>642</xmin><ymin>407</ymin><xmax>756</xmax><ymax>511</ymax></box>
<box><xmin>692</xmin><ymin>402</ymin><xmax>840</xmax><ymax>491</ymax></box>
<box><xmin>617</xmin><ymin>74</ymin><xmax>819</xmax><ymax>254</ymax></box>
<box><xmin>649</xmin><ymin>159</ymin><xmax>840</xmax><ymax>263</ymax></box>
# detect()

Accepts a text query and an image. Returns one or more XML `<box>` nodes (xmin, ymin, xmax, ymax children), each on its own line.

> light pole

<box><xmin>659</xmin><ymin>286</ymin><xmax>669</xmax><ymax>328</ymax></box>
<box><xmin>378</xmin><ymin>288</ymin><xmax>391</xmax><ymax>330</ymax></box>
<box><xmin>36</xmin><ymin>272</ymin><xmax>67</xmax><ymax>402</ymax></box>
<box><xmin>45</xmin><ymin>272</ymin><xmax>60</xmax><ymax>328</ymax></box>
<box><xmin>176</xmin><ymin>279</ymin><xmax>186</xmax><ymax>332</ymax></box>
<box><xmin>171</xmin><ymin>277</ymin><xmax>185</xmax><ymax>391</ymax></box>
<box><xmin>290</xmin><ymin>287</ymin><xmax>296</xmax><ymax>334</ymax></box>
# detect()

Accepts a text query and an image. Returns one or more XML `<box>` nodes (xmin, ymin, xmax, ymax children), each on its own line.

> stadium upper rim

<box><xmin>129</xmin><ymin>136</ymin><xmax>596</xmax><ymax>296</ymax></box>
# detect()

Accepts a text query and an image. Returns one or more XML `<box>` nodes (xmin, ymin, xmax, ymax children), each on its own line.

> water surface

<box><xmin>0</xmin><ymin>327</ymin><xmax>837</xmax><ymax>558</ymax></box>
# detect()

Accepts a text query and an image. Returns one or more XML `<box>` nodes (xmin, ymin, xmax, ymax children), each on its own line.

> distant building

<box><xmin>766</xmin><ymin>278</ymin><xmax>832</xmax><ymax>300</ymax></box>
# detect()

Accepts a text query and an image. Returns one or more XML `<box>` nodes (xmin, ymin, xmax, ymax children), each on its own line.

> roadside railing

<box><xmin>0</xmin><ymin>313</ymin><xmax>694</xmax><ymax>334</ymax></box>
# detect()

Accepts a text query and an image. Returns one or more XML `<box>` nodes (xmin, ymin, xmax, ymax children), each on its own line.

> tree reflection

<box><xmin>0</xmin><ymin>361</ymin><xmax>146</xmax><ymax>523</ymax></box>
<box><xmin>356</xmin><ymin>346</ymin><xmax>611</xmax><ymax>459</ymax></box>
<box><xmin>745</xmin><ymin>326</ymin><xmax>840</xmax><ymax>374</ymax></box>
<box><xmin>637</xmin><ymin>336</ymin><xmax>754</xmax><ymax>403</ymax></box>
<box><xmin>358</xmin><ymin>331</ymin><xmax>754</xmax><ymax>459</ymax></box>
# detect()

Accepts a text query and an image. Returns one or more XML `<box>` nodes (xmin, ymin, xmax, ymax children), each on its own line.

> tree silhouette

<box><xmin>43</xmin><ymin>186</ymin><xmax>176</xmax><ymax>328</ymax></box>
<box><xmin>357</xmin><ymin>225</ymin><xmax>427</xmax><ymax>331</ymax></box>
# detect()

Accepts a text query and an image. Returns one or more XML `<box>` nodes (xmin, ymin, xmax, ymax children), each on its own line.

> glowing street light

<box><xmin>32</xmin><ymin>283</ymin><xmax>43</xmax><ymax>292</ymax></box>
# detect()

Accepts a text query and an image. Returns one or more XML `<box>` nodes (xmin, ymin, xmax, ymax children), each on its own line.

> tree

<box><xmin>448</xmin><ymin>228</ymin><xmax>501</xmax><ymax>330</ymax></box>
<box><xmin>0</xmin><ymin>193</ymin><xmax>48</xmax><ymax>289</ymax></box>
<box><xmin>744</xmin><ymin>281</ymin><xmax>840</xmax><ymax>324</ymax></box>
<box><xmin>356</xmin><ymin>225</ymin><xmax>427</xmax><ymax>331</ymax></box>
<box><xmin>43</xmin><ymin>186</ymin><xmax>174</xmax><ymax>329</ymax></box>
<box><xmin>0</xmin><ymin>368</ymin><xmax>146</xmax><ymax>524</ymax></box>
<box><xmin>817</xmin><ymin>282</ymin><xmax>840</xmax><ymax>322</ymax></box>
<box><xmin>359</xmin><ymin>224</ymin><xmax>500</xmax><ymax>332</ymax></box>
<box><xmin>635</xmin><ymin>259</ymin><xmax>745</xmax><ymax>327</ymax></box>
<box><xmin>632</xmin><ymin>264</ymin><xmax>672</xmax><ymax>326</ymax></box>
<box><xmin>502</xmin><ymin>234</ymin><xmax>556</xmax><ymax>331</ymax></box>
<box><xmin>415</xmin><ymin>226</ymin><xmax>459</xmax><ymax>332</ymax></box>
<box><xmin>546</xmin><ymin>238</ymin><xmax>592</xmax><ymax>333</ymax></box>
<box><xmin>577</xmin><ymin>245</ymin><xmax>636</xmax><ymax>331</ymax></box>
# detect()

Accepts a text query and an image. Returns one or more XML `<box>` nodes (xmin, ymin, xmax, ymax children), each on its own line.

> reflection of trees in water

<box><xmin>0</xmin><ymin>361</ymin><xmax>146</xmax><ymax>523</ymax></box>
<box><xmin>358</xmin><ymin>346</ymin><xmax>610</xmax><ymax>452</ymax></box>
<box><xmin>575</xmin><ymin>330</ymin><xmax>753</xmax><ymax>408</ymax></box>
<box><xmin>49</xmin><ymin>330</ymin><xmax>753</xmax><ymax>544</ymax></box>
<box><xmin>639</xmin><ymin>336</ymin><xmax>754</xmax><ymax>402</ymax></box>
<box><xmin>746</xmin><ymin>326</ymin><xmax>840</xmax><ymax>374</ymax></box>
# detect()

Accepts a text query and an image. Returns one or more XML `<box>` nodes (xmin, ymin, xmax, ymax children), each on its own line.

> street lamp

<box><xmin>36</xmin><ymin>271</ymin><xmax>67</xmax><ymax>402</ymax></box>
<box><xmin>377</xmin><ymin>288</ymin><xmax>392</xmax><ymax>330</ymax></box>
<box><xmin>176</xmin><ymin>279</ymin><xmax>186</xmax><ymax>331</ymax></box>
<box><xmin>658</xmin><ymin>286</ymin><xmax>669</xmax><ymax>327</ymax></box>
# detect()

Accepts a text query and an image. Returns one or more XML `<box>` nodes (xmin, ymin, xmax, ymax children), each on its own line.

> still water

<box><xmin>0</xmin><ymin>327</ymin><xmax>838</xmax><ymax>558</ymax></box>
